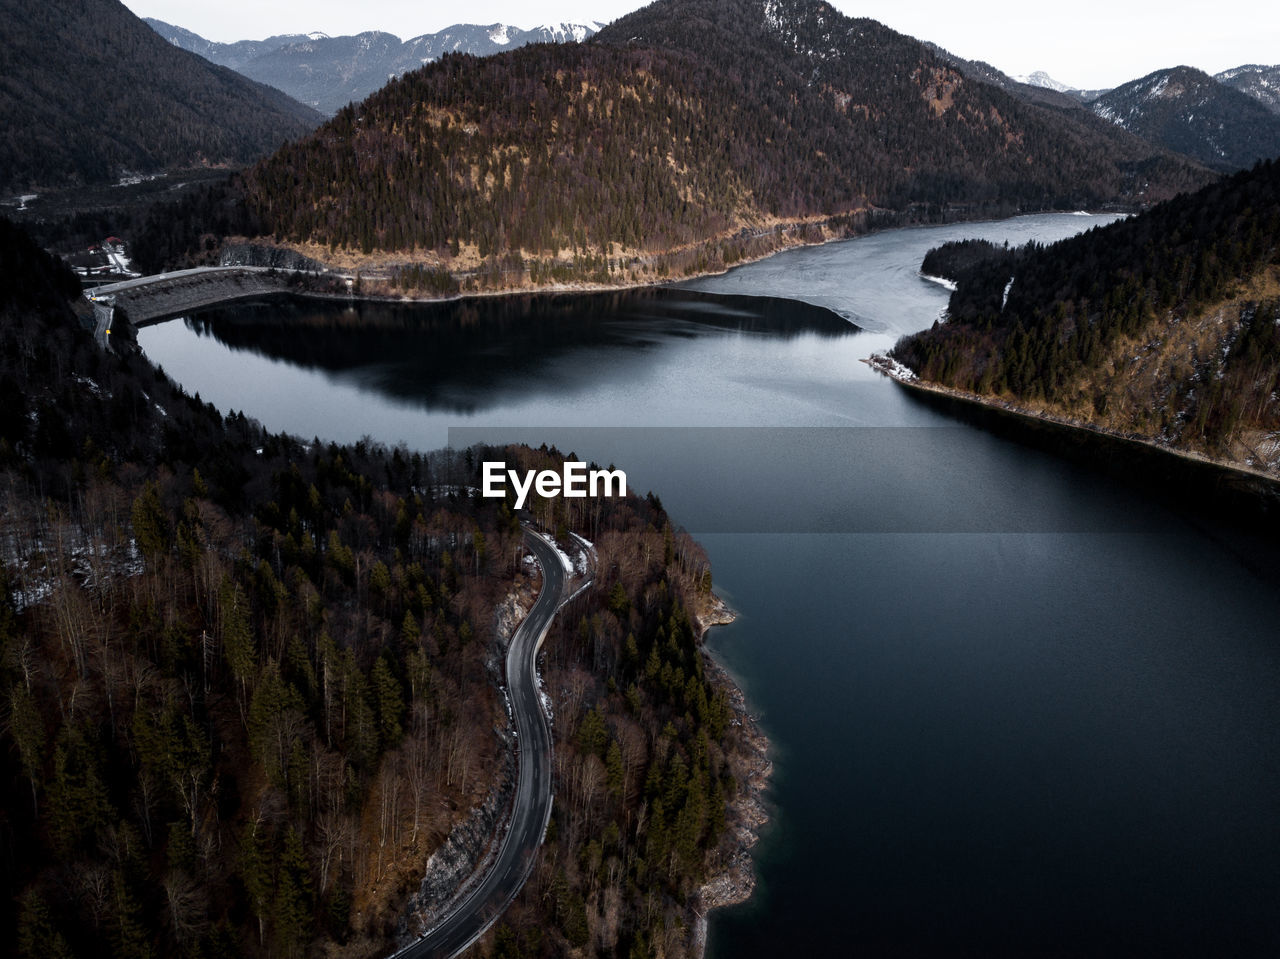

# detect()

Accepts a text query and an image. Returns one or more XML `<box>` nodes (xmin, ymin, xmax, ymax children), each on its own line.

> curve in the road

<box><xmin>391</xmin><ymin>528</ymin><xmax>568</xmax><ymax>959</ymax></box>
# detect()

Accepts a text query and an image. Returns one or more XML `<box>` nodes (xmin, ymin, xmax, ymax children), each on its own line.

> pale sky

<box><xmin>121</xmin><ymin>0</ymin><xmax>1279</xmax><ymax>90</ymax></box>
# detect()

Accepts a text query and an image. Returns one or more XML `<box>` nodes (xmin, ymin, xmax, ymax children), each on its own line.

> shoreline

<box><xmin>115</xmin><ymin>256</ymin><xmax>814</xmax><ymax>329</ymax></box>
<box><xmin>863</xmin><ymin>354</ymin><xmax>1280</xmax><ymax>524</ymax></box>
<box><xmin>690</xmin><ymin>597</ymin><xmax>772</xmax><ymax>959</ymax></box>
<box><xmin>107</xmin><ymin>207</ymin><xmax>1128</xmax><ymax>331</ymax></box>
<box><xmin>209</xmin><ymin>214</ymin><xmax>861</xmax><ymax>311</ymax></box>
<box><xmin>212</xmin><ymin>207</ymin><xmax>1124</xmax><ymax>314</ymax></box>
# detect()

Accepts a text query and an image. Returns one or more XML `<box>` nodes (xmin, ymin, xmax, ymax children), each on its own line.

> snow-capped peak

<box><xmin>488</xmin><ymin>24</ymin><xmax>511</xmax><ymax>45</ymax></box>
<box><xmin>307</xmin><ymin>32</ymin><xmax>329</xmax><ymax>41</ymax></box>
<box><xmin>1013</xmin><ymin>71</ymin><xmax>1073</xmax><ymax>93</ymax></box>
<box><xmin>535</xmin><ymin>22</ymin><xmax>604</xmax><ymax>43</ymax></box>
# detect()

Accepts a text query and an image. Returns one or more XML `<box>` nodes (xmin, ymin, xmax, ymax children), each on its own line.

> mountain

<box><xmin>922</xmin><ymin>42</ymin><xmax>1104</xmax><ymax>113</ymax></box>
<box><xmin>891</xmin><ymin>158</ymin><xmax>1280</xmax><ymax>473</ymax></box>
<box><xmin>1089</xmin><ymin>66</ymin><xmax>1280</xmax><ymax>172</ymax></box>
<box><xmin>235</xmin><ymin>30</ymin><xmax>410</xmax><ymax>114</ymax></box>
<box><xmin>147</xmin><ymin>20</ymin><xmax>605</xmax><ymax>114</ymax></box>
<box><xmin>928</xmin><ymin>56</ymin><xmax>1280</xmax><ymax>173</ymax></box>
<box><xmin>1014</xmin><ymin>70</ymin><xmax>1073</xmax><ymax>92</ymax></box>
<box><xmin>1216</xmin><ymin>63</ymin><xmax>1280</xmax><ymax>115</ymax></box>
<box><xmin>1069</xmin><ymin>85</ymin><xmax>1112</xmax><ymax>102</ymax></box>
<box><xmin>921</xmin><ymin>44</ymin><xmax>1078</xmax><ymax>108</ymax></box>
<box><xmin>240</xmin><ymin>0</ymin><xmax>1208</xmax><ymax>289</ymax></box>
<box><xmin>0</xmin><ymin>0</ymin><xmax>321</xmax><ymax>195</ymax></box>
<box><xmin>1010</xmin><ymin>72</ymin><xmax>1113</xmax><ymax>107</ymax></box>
<box><xmin>142</xmin><ymin>18</ymin><xmax>316</xmax><ymax>69</ymax></box>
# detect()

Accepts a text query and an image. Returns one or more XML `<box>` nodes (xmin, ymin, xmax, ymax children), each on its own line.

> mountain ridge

<box><xmin>0</xmin><ymin>0</ymin><xmax>321</xmax><ymax>195</ymax></box>
<box><xmin>146</xmin><ymin>18</ymin><xmax>605</xmax><ymax>114</ymax></box>
<box><xmin>1013</xmin><ymin>70</ymin><xmax>1074</xmax><ymax>92</ymax></box>
<box><xmin>921</xmin><ymin>42</ymin><xmax>1097</xmax><ymax>111</ymax></box>
<box><xmin>142</xmin><ymin>18</ymin><xmax>315</xmax><ymax>69</ymax></box>
<box><xmin>237</xmin><ymin>0</ymin><xmax>1209</xmax><ymax>292</ymax></box>
<box><xmin>1089</xmin><ymin>65</ymin><xmax>1280</xmax><ymax>172</ymax></box>
<box><xmin>1215</xmin><ymin>63</ymin><xmax>1280</xmax><ymax>114</ymax></box>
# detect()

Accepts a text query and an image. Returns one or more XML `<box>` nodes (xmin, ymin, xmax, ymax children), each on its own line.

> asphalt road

<box><xmin>90</xmin><ymin>265</ymin><xmax>274</xmax><ymax>296</ymax></box>
<box><xmin>391</xmin><ymin>528</ymin><xmax>566</xmax><ymax>959</ymax></box>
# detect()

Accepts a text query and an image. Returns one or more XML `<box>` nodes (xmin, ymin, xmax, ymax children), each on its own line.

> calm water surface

<box><xmin>139</xmin><ymin>215</ymin><xmax>1280</xmax><ymax>956</ymax></box>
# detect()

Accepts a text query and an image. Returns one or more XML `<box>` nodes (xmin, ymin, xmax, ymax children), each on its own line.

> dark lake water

<box><xmin>138</xmin><ymin>215</ymin><xmax>1280</xmax><ymax>956</ymax></box>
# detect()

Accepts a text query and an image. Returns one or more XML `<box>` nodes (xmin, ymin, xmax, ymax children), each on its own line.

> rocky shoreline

<box><xmin>690</xmin><ymin>599</ymin><xmax>773</xmax><ymax>959</ymax></box>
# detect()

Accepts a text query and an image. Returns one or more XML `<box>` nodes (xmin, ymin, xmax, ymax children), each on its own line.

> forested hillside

<box><xmin>241</xmin><ymin>0</ymin><xmax>1207</xmax><ymax>288</ymax></box>
<box><xmin>892</xmin><ymin>159</ymin><xmax>1280</xmax><ymax>471</ymax></box>
<box><xmin>0</xmin><ymin>0</ymin><xmax>320</xmax><ymax>195</ymax></box>
<box><xmin>0</xmin><ymin>216</ymin><xmax>756</xmax><ymax>958</ymax></box>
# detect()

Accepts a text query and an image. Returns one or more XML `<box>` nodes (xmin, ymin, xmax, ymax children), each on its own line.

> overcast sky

<box><xmin>121</xmin><ymin>0</ymin><xmax>1279</xmax><ymax>90</ymax></box>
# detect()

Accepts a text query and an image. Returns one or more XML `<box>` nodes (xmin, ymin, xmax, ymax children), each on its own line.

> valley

<box><xmin>4</xmin><ymin>0</ymin><xmax>1280</xmax><ymax>957</ymax></box>
<box><xmin>135</xmin><ymin>214</ymin><xmax>1280</xmax><ymax>957</ymax></box>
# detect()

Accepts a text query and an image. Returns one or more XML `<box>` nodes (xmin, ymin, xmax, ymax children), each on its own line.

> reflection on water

<box><xmin>140</xmin><ymin>287</ymin><xmax>886</xmax><ymax>450</ymax></box>
<box><xmin>181</xmin><ymin>289</ymin><xmax>855</xmax><ymax>415</ymax></box>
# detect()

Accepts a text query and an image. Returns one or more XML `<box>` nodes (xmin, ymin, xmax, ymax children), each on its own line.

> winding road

<box><xmin>391</xmin><ymin>528</ymin><xmax>567</xmax><ymax>959</ymax></box>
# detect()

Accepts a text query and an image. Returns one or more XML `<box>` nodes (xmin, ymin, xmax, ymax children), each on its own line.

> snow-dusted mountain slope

<box><xmin>147</xmin><ymin>19</ymin><xmax>605</xmax><ymax>115</ymax></box>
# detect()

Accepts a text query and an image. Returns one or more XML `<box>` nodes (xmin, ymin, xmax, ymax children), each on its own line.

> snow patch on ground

<box><xmin>865</xmin><ymin>353</ymin><xmax>918</xmax><ymax>382</ymax></box>
<box><xmin>1092</xmin><ymin>102</ymin><xmax>1123</xmax><ymax>126</ymax></box>
<box><xmin>568</xmin><ymin>532</ymin><xmax>595</xmax><ymax>577</ymax></box>
<box><xmin>762</xmin><ymin>0</ymin><xmax>784</xmax><ymax>33</ymax></box>
<box><xmin>539</xmin><ymin>674</ymin><xmax>554</xmax><ymax>723</ymax></box>
<box><xmin>9</xmin><ymin>536</ymin><xmax>144</xmax><ymax>612</ymax></box>
<box><xmin>499</xmin><ymin>683</ymin><xmax>514</xmax><ymax>726</ymax></box>
<box><xmin>115</xmin><ymin>171</ymin><xmax>163</xmax><ymax>188</ymax></box>
<box><xmin>548</xmin><ymin>539</ymin><xmax>574</xmax><ymax>574</ymax></box>
<box><xmin>104</xmin><ymin>246</ymin><xmax>140</xmax><ymax>277</ymax></box>
<box><xmin>919</xmin><ymin>273</ymin><xmax>957</xmax><ymax>292</ymax></box>
<box><xmin>425</xmin><ymin>484</ymin><xmax>480</xmax><ymax>498</ymax></box>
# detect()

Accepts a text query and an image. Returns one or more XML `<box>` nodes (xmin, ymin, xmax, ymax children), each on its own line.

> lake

<box><xmin>138</xmin><ymin>214</ymin><xmax>1280</xmax><ymax>956</ymax></box>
